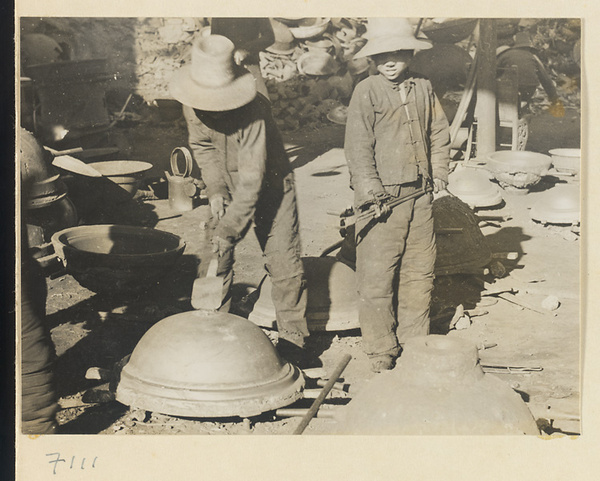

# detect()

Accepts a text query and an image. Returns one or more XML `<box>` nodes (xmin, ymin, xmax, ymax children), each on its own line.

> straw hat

<box><xmin>169</xmin><ymin>35</ymin><xmax>257</xmax><ymax>111</ymax></box>
<box><xmin>354</xmin><ymin>18</ymin><xmax>432</xmax><ymax>59</ymax></box>
<box><xmin>266</xmin><ymin>20</ymin><xmax>296</xmax><ymax>55</ymax></box>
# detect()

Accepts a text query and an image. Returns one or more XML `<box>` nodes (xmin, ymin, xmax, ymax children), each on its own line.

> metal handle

<box><xmin>170</xmin><ymin>146</ymin><xmax>193</xmax><ymax>178</ymax></box>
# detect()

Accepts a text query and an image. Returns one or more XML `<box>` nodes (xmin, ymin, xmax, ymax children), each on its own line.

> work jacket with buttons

<box><xmin>345</xmin><ymin>73</ymin><xmax>450</xmax><ymax>207</ymax></box>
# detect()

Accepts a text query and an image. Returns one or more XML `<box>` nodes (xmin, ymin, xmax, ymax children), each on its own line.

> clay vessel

<box><xmin>334</xmin><ymin>335</ymin><xmax>539</xmax><ymax>435</ymax></box>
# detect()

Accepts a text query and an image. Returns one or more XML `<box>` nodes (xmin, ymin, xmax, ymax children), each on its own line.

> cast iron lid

<box><xmin>530</xmin><ymin>185</ymin><xmax>580</xmax><ymax>225</ymax></box>
<box><xmin>116</xmin><ymin>311</ymin><xmax>304</xmax><ymax>418</ymax></box>
<box><xmin>249</xmin><ymin>257</ymin><xmax>360</xmax><ymax>332</ymax></box>
<box><xmin>447</xmin><ymin>168</ymin><xmax>503</xmax><ymax>208</ymax></box>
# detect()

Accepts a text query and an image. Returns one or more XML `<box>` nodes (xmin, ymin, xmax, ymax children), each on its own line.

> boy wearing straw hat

<box><xmin>170</xmin><ymin>35</ymin><xmax>311</xmax><ymax>363</ymax></box>
<box><xmin>345</xmin><ymin>18</ymin><xmax>451</xmax><ymax>372</ymax></box>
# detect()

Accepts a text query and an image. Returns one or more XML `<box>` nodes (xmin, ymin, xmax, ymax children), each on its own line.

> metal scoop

<box><xmin>191</xmin><ymin>255</ymin><xmax>224</xmax><ymax>311</ymax></box>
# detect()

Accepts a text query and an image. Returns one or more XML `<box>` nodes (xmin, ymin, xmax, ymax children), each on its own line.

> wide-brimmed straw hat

<box><xmin>169</xmin><ymin>35</ymin><xmax>256</xmax><ymax>111</ymax></box>
<box><xmin>354</xmin><ymin>18</ymin><xmax>432</xmax><ymax>59</ymax></box>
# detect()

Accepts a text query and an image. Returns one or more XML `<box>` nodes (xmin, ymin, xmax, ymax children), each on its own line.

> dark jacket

<box><xmin>184</xmin><ymin>95</ymin><xmax>294</xmax><ymax>242</ymax></box>
<box><xmin>497</xmin><ymin>47</ymin><xmax>558</xmax><ymax>100</ymax></box>
<box><xmin>345</xmin><ymin>73</ymin><xmax>450</xmax><ymax>206</ymax></box>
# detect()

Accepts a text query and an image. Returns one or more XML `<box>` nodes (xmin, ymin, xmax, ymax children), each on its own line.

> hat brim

<box><xmin>353</xmin><ymin>36</ymin><xmax>432</xmax><ymax>59</ymax></box>
<box><xmin>169</xmin><ymin>66</ymin><xmax>257</xmax><ymax>112</ymax></box>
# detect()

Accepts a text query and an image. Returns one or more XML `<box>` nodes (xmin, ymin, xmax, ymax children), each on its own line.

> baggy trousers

<box><xmin>355</xmin><ymin>190</ymin><xmax>436</xmax><ymax>357</ymax></box>
<box><xmin>216</xmin><ymin>177</ymin><xmax>309</xmax><ymax>346</ymax></box>
<box><xmin>21</xmin><ymin>251</ymin><xmax>58</xmax><ymax>434</ymax></box>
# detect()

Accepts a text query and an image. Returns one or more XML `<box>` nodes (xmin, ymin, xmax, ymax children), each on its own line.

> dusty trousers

<box><xmin>355</xmin><ymin>190</ymin><xmax>436</xmax><ymax>357</ymax></box>
<box><xmin>21</xmin><ymin>248</ymin><xmax>58</xmax><ymax>434</ymax></box>
<box><xmin>216</xmin><ymin>178</ymin><xmax>309</xmax><ymax>347</ymax></box>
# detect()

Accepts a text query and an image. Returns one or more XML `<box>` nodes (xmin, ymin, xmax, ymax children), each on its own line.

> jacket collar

<box><xmin>377</xmin><ymin>72</ymin><xmax>415</xmax><ymax>93</ymax></box>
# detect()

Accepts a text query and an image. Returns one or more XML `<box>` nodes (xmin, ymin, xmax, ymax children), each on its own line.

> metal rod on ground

<box><xmin>315</xmin><ymin>378</ymin><xmax>348</xmax><ymax>392</ymax></box>
<box><xmin>293</xmin><ymin>353</ymin><xmax>352</xmax><ymax>435</ymax></box>
<box><xmin>276</xmin><ymin>408</ymin><xmax>337</xmax><ymax>419</ymax></box>
<box><xmin>497</xmin><ymin>292</ymin><xmax>557</xmax><ymax>316</ymax></box>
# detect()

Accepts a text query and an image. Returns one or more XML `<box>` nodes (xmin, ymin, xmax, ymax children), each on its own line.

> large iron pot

<box><xmin>51</xmin><ymin>224</ymin><xmax>185</xmax><ymax>294</ymax></box>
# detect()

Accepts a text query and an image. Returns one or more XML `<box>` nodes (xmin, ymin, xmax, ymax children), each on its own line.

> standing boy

<box><xmin>345</xmin><ymin>18</ymin><xmax>451</xmax><ymax>372</ymax></box>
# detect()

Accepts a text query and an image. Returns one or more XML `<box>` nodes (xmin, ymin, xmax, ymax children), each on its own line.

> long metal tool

<box><xmin>52</xmin><ymin>154</ymin><xmax>103</xmax><ymax>177</ymax></box>
<box><xmin>293</xmin><ymin>353</ymin><xmax>352</xmax><ymax>435</ymax></box>
<box><xmin>356</xmin><ymin>188</ymin><xmax>428</xmax><ymax>222</ymax></box>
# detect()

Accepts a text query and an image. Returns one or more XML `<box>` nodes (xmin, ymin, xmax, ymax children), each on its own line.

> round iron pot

<box><xmin>548</xmin><ymin>148</ymin><xmax>580</xmax><ymax>174</ymax></box>
<box><xmin>87</xmin><ymin>160</ymin><xmax>153</xmax><ymax>197</ymax></box>
<box><xmin>487</xmin><ymin>151</ymin><xmax>552</xmax><ymax>194</ymax></box>
<box><xmin>51</xmin><ymin>224</ymin><xmax>185</xmax><ymax>294</ymax></box>
<box><xmin>116</xmin><ymin>310</ymin><xmax>304</xmax><ymax>418</ymax></box>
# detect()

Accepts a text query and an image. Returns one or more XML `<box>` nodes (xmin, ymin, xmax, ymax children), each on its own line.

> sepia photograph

<box><xmin>14</xmin><ymin>1</ymin><xmax>599</xmax><ymax>480</ymax></box>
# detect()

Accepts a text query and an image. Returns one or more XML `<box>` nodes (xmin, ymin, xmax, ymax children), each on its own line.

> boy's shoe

<box><xmin>369</xmin><ymin>354</ymin><xmax>396</xmax><ymax>373</ymax></box>
<box><xmin>368</xmin><ymin>345</ymin><xmax>403</xmax><ymax>373</ymax></box>
<box><xmin>276</xmin><ymin>339</ymin><xmax>322</xmax><ymax>369</ymax></box>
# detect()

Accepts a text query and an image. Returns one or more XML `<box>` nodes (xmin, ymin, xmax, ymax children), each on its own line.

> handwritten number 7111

<box><xmin>46</xmin><ymin>453</ymin><xmax>98</xmax><ymax>475</ymax></box>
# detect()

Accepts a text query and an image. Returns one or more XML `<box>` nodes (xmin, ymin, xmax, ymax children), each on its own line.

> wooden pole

<box><xmin>475</xmin><ymin>19</ymin><xmax>497</xmax><ymax>158</ymax></box>
<box><xmin>293</xmin><ymin>354</ymin><xmax>352</xmax><ymax>434</ymax></box>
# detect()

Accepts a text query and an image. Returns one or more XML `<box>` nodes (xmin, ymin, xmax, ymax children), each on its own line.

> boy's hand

<box><xmin>368</xmin><ymin>190</ymin><xmax>391</xmax><ymax>219</ymax></box>
<box><xmin>433</xmin><ymin>178</ymin><xmax>447</xmax><ymax>193</ymax></box>
<box><xmin>210</xmin><ymin>195</ymin><xmax>226</xmax><ymax>220</ymax></box>
<box><xmin>373</xmin><ymin>202</ymin><xmax>390</xmax><ymax>219</ymax></box>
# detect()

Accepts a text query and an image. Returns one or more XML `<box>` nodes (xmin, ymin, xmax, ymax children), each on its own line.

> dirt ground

<box><xmin>44</xmin><ymin>103</ymin><xmax>581</xmax><ymax>436</ymax></box>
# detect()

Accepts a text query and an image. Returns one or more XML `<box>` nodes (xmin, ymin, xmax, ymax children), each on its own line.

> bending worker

<box><xmin>169</xmin><ymin>34</ymin><xmax>311</xmax><ymax>365</ymax></box>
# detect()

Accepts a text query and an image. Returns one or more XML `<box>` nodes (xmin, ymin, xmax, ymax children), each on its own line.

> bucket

<box><xmin>166</xmin><ymin>147</ymin><xmax>196</xmax><ymax>212</ymax></box>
